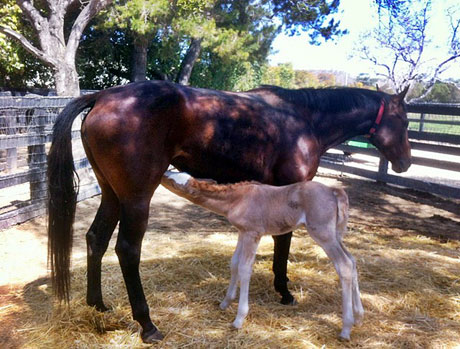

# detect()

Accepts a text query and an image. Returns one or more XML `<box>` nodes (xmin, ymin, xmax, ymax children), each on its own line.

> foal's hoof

<box><xmin>141</xmin><ymin>328</ymin><xmax>164</xmax><ymax>343</ymax></box>
<box><xmin>220</xmin><ymin>300</ymin><xmax>231</xmax><ymax>310</ymax></box>
<box><xmin>280</xmin><ymin>294</ymin><xmax>297</xmax><ymax>305</ymax></box>
<box><xmin>338</xmin><ymin>332</ymin><xmax>351</xmax><ymax>342</ymax></box>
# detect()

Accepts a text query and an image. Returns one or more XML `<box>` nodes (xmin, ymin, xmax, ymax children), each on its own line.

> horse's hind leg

<box><xmin>115</xmin><ymin>191</ymin><xmax>164</xmax><ymax>342</ymax></box>
<box><xmin>86</xmin><ymin>184</ymin><xmax>120</xmax><ymax>311</ymax></box>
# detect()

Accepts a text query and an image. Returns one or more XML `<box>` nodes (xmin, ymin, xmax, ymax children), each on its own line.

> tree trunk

<box><xmin>177</xmin><ymin>38</ymin><xmax>203</xmax><ymax>85</ymax></box>
<box><xmin>0</xmin><ymin>0</ymin><xmax>113</xmax><ymax>96</ymax></box>
<box><xmin>131</xmin><ymin>37</ymin><xmax>149</xmax><ymax>82</ymax></box>
<box><xmin>54</xmin><ymin>62</ymin><xmax>80</xmax><ymax>96</ymax></box>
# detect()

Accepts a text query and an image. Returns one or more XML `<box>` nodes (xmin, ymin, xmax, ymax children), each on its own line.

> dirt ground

<box><xmin>0</xmin><ymin>170</ymin><xmax>459</xmax><ymax>348</ymax></box>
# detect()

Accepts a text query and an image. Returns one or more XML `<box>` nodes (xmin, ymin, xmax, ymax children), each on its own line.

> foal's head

<box><xmin>370</xmin><ymin>87</ymin><xmax>412</xmax><ymax>173</ymax></box>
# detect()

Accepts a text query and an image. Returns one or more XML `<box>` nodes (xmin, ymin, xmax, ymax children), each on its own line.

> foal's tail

<box><xmin>47</xmin><ymin>93</ymin><xmax>98</xmax><ymax>302</ymax></box>
<box><xmin>332</xmin><ymin>187</ymin><xmax>349</xmax><ymax>239</ymax></box>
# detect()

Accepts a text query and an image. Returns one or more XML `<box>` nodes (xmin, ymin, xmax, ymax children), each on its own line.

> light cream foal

<box><xmin>161</xmin><ymin>171</ymin><xmax>364</xmax><ymax>340</ymax></box>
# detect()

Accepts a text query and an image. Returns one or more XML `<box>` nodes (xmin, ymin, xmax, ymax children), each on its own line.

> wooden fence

<box><xmin>0</xmin><ymin>97</ymin><xmax>100</xmax><ymax>229</ymax></box>
<box><xmin>320</xmin><ymin>103</ymin><xmax>460</xmax><ymax>199</ymax></box>
<box><xmin>0</xmin><ymin>97</ymin><xmax>459</xmax><ymax>229</ymax></box>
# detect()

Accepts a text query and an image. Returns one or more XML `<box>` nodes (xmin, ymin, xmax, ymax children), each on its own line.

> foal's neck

<box><xmin>161</xmin><ymin>172</ymin><xmax>241</xmax><ymax>217</ymax></box>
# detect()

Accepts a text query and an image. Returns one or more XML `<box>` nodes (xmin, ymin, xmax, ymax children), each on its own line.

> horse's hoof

<box><xmin>141</xmin><ymin>328</ymin><xmax>164</xmax><ymax>343</ymax></box>
<box><xmin>280</xmin><ymin>294</ymin><xmax>297</xmax><ymax>305</ymax></box>
<box><xmin>88</xmin><ymin>302</ymin><xmax>111</xmax><ymax>313</ymax></box>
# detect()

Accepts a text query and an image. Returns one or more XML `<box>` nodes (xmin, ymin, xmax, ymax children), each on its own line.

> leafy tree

<box><xmin>0</xmin><ymin>1</ymin><xmax>54</xmax><ymax>89</ymax></box>
<box><xmin>0</xmin><ymin>1</ymin><xmax>23</xmax><ymax>87</ymax></box>
<box><xmin>87</xmin><ymin>0</ymin><xmax>346</xmax><ymax>88</ymax></box>
<box><xmin>260</xmin><ymin>63</ymin><xmax>295</xmax><ymax>88</ymax></box>
<box><xmin>412</xmin><ymin>82</ymin><xmax>460</xmax><ymax>103</ymax></box>
<box><xmin>294</xmin><ymin>70</ymin><xmax>321</xmax><ymax>88</ymax></box>
<box><xmin>0</xmin><ymin>0</ymin><xmax>114</xmax><ymax>96</ymax></box>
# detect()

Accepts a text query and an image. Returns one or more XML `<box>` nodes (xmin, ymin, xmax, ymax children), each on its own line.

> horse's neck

<box><xmin>314</xmin><ymin>108</ymin><xmax>375</xmax><ymax>151</ymax></box>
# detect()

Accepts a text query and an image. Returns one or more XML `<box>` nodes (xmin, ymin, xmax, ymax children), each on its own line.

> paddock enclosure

<box><xmin>1</xmin><ymin>174</ymin><xmax>459</xmax><ymax>348</ymax></box>
<box><xmin>0</xmin><ymin>96</ymin><xmax>459</xmax><ymax>348</ymax></box>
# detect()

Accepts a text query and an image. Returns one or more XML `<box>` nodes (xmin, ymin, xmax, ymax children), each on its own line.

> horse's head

<box><xmin>370</xmin><ymin>87</ymin><xmax>412</xmax><ymax>173</ymax></box>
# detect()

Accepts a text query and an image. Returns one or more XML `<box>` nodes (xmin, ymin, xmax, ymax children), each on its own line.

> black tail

<box><xmin>47</xmin><ymin>93</ymin><xmax>98</xmax><ymax>302</ymax></box>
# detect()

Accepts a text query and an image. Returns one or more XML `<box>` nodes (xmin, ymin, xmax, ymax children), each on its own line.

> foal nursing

<box><xmin>161</xmin><ymin>171</ymin><xmax>364</xmax><ymax>340</ymax></box>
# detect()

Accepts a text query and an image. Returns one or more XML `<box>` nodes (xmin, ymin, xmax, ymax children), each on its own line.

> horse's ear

<box><xmin>376</xmin><ymin>84</ymin><xmax>380</xmax><ymax>91</ymax></box>
<box><xmin>397</xmin><ymin>85</ymin><xmax>410</xmax><ymax>102</ymax></box>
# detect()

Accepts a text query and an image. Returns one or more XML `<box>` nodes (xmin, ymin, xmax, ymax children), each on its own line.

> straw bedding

<box><xmin>0</xmin><ymin>174</ymin><xmax>459</xmax><ymax>348</ymax></box>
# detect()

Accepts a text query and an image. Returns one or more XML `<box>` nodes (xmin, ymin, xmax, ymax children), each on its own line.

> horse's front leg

<box><xmin>115</xmin><ymin>197</ymin><xmax>163</xmax><ymax>343</ymax></box>
<box><xmin>272</xmin><ymin>233</ymin><xmax>295</xmax><ymax>305</ymax></box>
<box><xmin>271</xmin><ymin>152</ymin><xmax>319</xmax><ymax>305</ymax></box>
<box><xmin>233</xmin><ymin>232</ymin><xmax>261</xmax><ymax>329</ymax></box>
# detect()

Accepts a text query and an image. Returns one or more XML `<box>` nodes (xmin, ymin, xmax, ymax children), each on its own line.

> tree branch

<box><xmin>65</xmin><ymin>0</ymin><xmax>114</xmax><ymax>62</ymax></box>
<box><xmin>0</xmin><ymin>25</ymin><xmax>57</xmax><ymax>66</ymax></box>
<box><xmin>16</xmin><ymin>0</ymin><xmax>47</xmax><ymax>32</ymax></box>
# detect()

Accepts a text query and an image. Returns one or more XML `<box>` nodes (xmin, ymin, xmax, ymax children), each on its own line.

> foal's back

<box><xmin>227</xmin><ymin>181</ymin><xmax>347</xmax><ymax>236</ymax></box>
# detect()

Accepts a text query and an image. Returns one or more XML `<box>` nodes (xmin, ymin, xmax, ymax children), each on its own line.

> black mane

<box><xmin>253</xmin><ymin>85</ymin><xmax>388</xmax><ymax>114</ymax></box>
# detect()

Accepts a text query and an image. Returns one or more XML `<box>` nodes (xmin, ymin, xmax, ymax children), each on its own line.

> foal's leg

<box><xmin>272</xmin><ymin>232</ymin><xmax>295</xmax><ymax>305</ymax></box>
<box><xmin>220</xmin><ymin>234</ymin><xmax>243</xmax><ymax>310</ymax></box>
<box><xmin>341</xmin><ymin>242</ymin><xmax>364</xmax><ymax>324</ymax></box>
<box><xmin>233</xmin><ymin>232</ymin><xmax>261</xmax><ymax>329</ymax></box>
<box><xmin>86</xmin><ymin>185</ymin><xmax>120</xmax><ymax>311</ymax></box>
<box><xmin>309</xmin><ymin>230</ymin><xmax>355</xmax><ymax>340</ymax></box>
<box><xmin>115</xmin><ymin>196</ymin><xmax>163</xmax><ymax>342</ymax></box>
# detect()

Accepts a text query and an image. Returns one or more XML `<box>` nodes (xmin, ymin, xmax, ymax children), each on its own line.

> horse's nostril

<box><xmin>392</xmin><ymin>158</ymin><xmax>411</xmax><ymax>173</ymax></box>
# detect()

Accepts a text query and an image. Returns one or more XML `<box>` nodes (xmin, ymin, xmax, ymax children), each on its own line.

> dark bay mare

<box><xmin>47</xmin><ymin>81</ymin><xmax>411</xmax><ymax>342</ymax></box>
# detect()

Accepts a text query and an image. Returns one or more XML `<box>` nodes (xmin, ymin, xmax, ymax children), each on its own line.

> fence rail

<box><xmin>0</xmin><ymin>97</ymin><xmax>459</xmax><ymax>229</ymax></box>
<box><xmin>0</xmin><ymin>97</ymin><xmax>100</xmax><ymax>229</ymax></box>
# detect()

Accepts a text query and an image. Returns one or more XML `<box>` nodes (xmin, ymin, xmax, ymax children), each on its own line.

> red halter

<box><xmin>367</xmin><ymin>100</ymin><xmax>385</xmax><ymax>137</ymax></box>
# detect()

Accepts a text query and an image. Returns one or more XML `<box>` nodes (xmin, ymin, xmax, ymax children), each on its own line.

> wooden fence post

<box><xmin>419</xmin><ymin>113</ymin><xmax>426</xmax><ymax>132</ymax></box>
<box><xmin>6</xmin><ymin>111</ymin><xmax>17</xmax><ymax>173</ymax></box>
<box><xmin>28</xmin><ymin>109</ymin><xmax>47</xmax><ymax>202</ymax></box>
<box><xmin>377</xmin><ymin>155</ymin><xmax>388</xmax><ymax>183</ymax></box>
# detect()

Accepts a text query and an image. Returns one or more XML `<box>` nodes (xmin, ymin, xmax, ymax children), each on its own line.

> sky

<box><xmin>268</xmin><ymin>0</ymin><xmax>460</xmax><ymax>79</ymax></box>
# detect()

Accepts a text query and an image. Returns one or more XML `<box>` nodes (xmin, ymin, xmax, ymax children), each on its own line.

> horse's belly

<box><xmin>171</xmin><ymin>145</ymin><xmax>275</xmax><ymax>184</ymax></box>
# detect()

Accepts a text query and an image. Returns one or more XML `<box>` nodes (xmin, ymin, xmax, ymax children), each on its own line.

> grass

<box><xmin>408</xmin><ymin>113</ymin><xmax>460</xmax><ymax>135</ymax></box>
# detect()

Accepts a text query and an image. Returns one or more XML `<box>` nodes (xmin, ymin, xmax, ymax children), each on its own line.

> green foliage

<box><xmin>0</xmin><ymin>2</ymin><xmax>24</xmax><ymax>76</ymax></box>
<box><xmin>78</xmin><ymin>28</ymin><xmax>133</xmax><ymax>89</ymax></box>
<box><xmin>1</xmin><ymin>0</ymin><xmax>347</xmax><ymax>91</ymax></box>
<box><xmin>270</xmin><ymin>0</ymin><xmax>347</xmax><ymax>44</ymax></box>
<box><xmin>110</xmin><ymin>0</ymin><xmax>170</xmax><ymax>35</ymax></box>
<box><xmin>294</xmin><ymin>70</ymin><xmax>321</xmax><ymax>88</ymax></box>
<box><xmin>423</xmin><ymin>83</ymin><xmax>460</xmax><ymax>103</ymax></box>
<box><xmin>261</xmin><ymin>63</ymin><xmax>295</xmax><ymax>88</ymax></box>
<box><xmin>0</xmin><ymin>1</ymin><xmax>53</xmax><ymax>88</ymax></box>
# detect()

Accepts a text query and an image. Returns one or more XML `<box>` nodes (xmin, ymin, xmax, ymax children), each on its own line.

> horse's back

<box><xmin>81</xmin><ymin>81</ymin><xmax>187</xmax><ymax>198</ymax></box>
